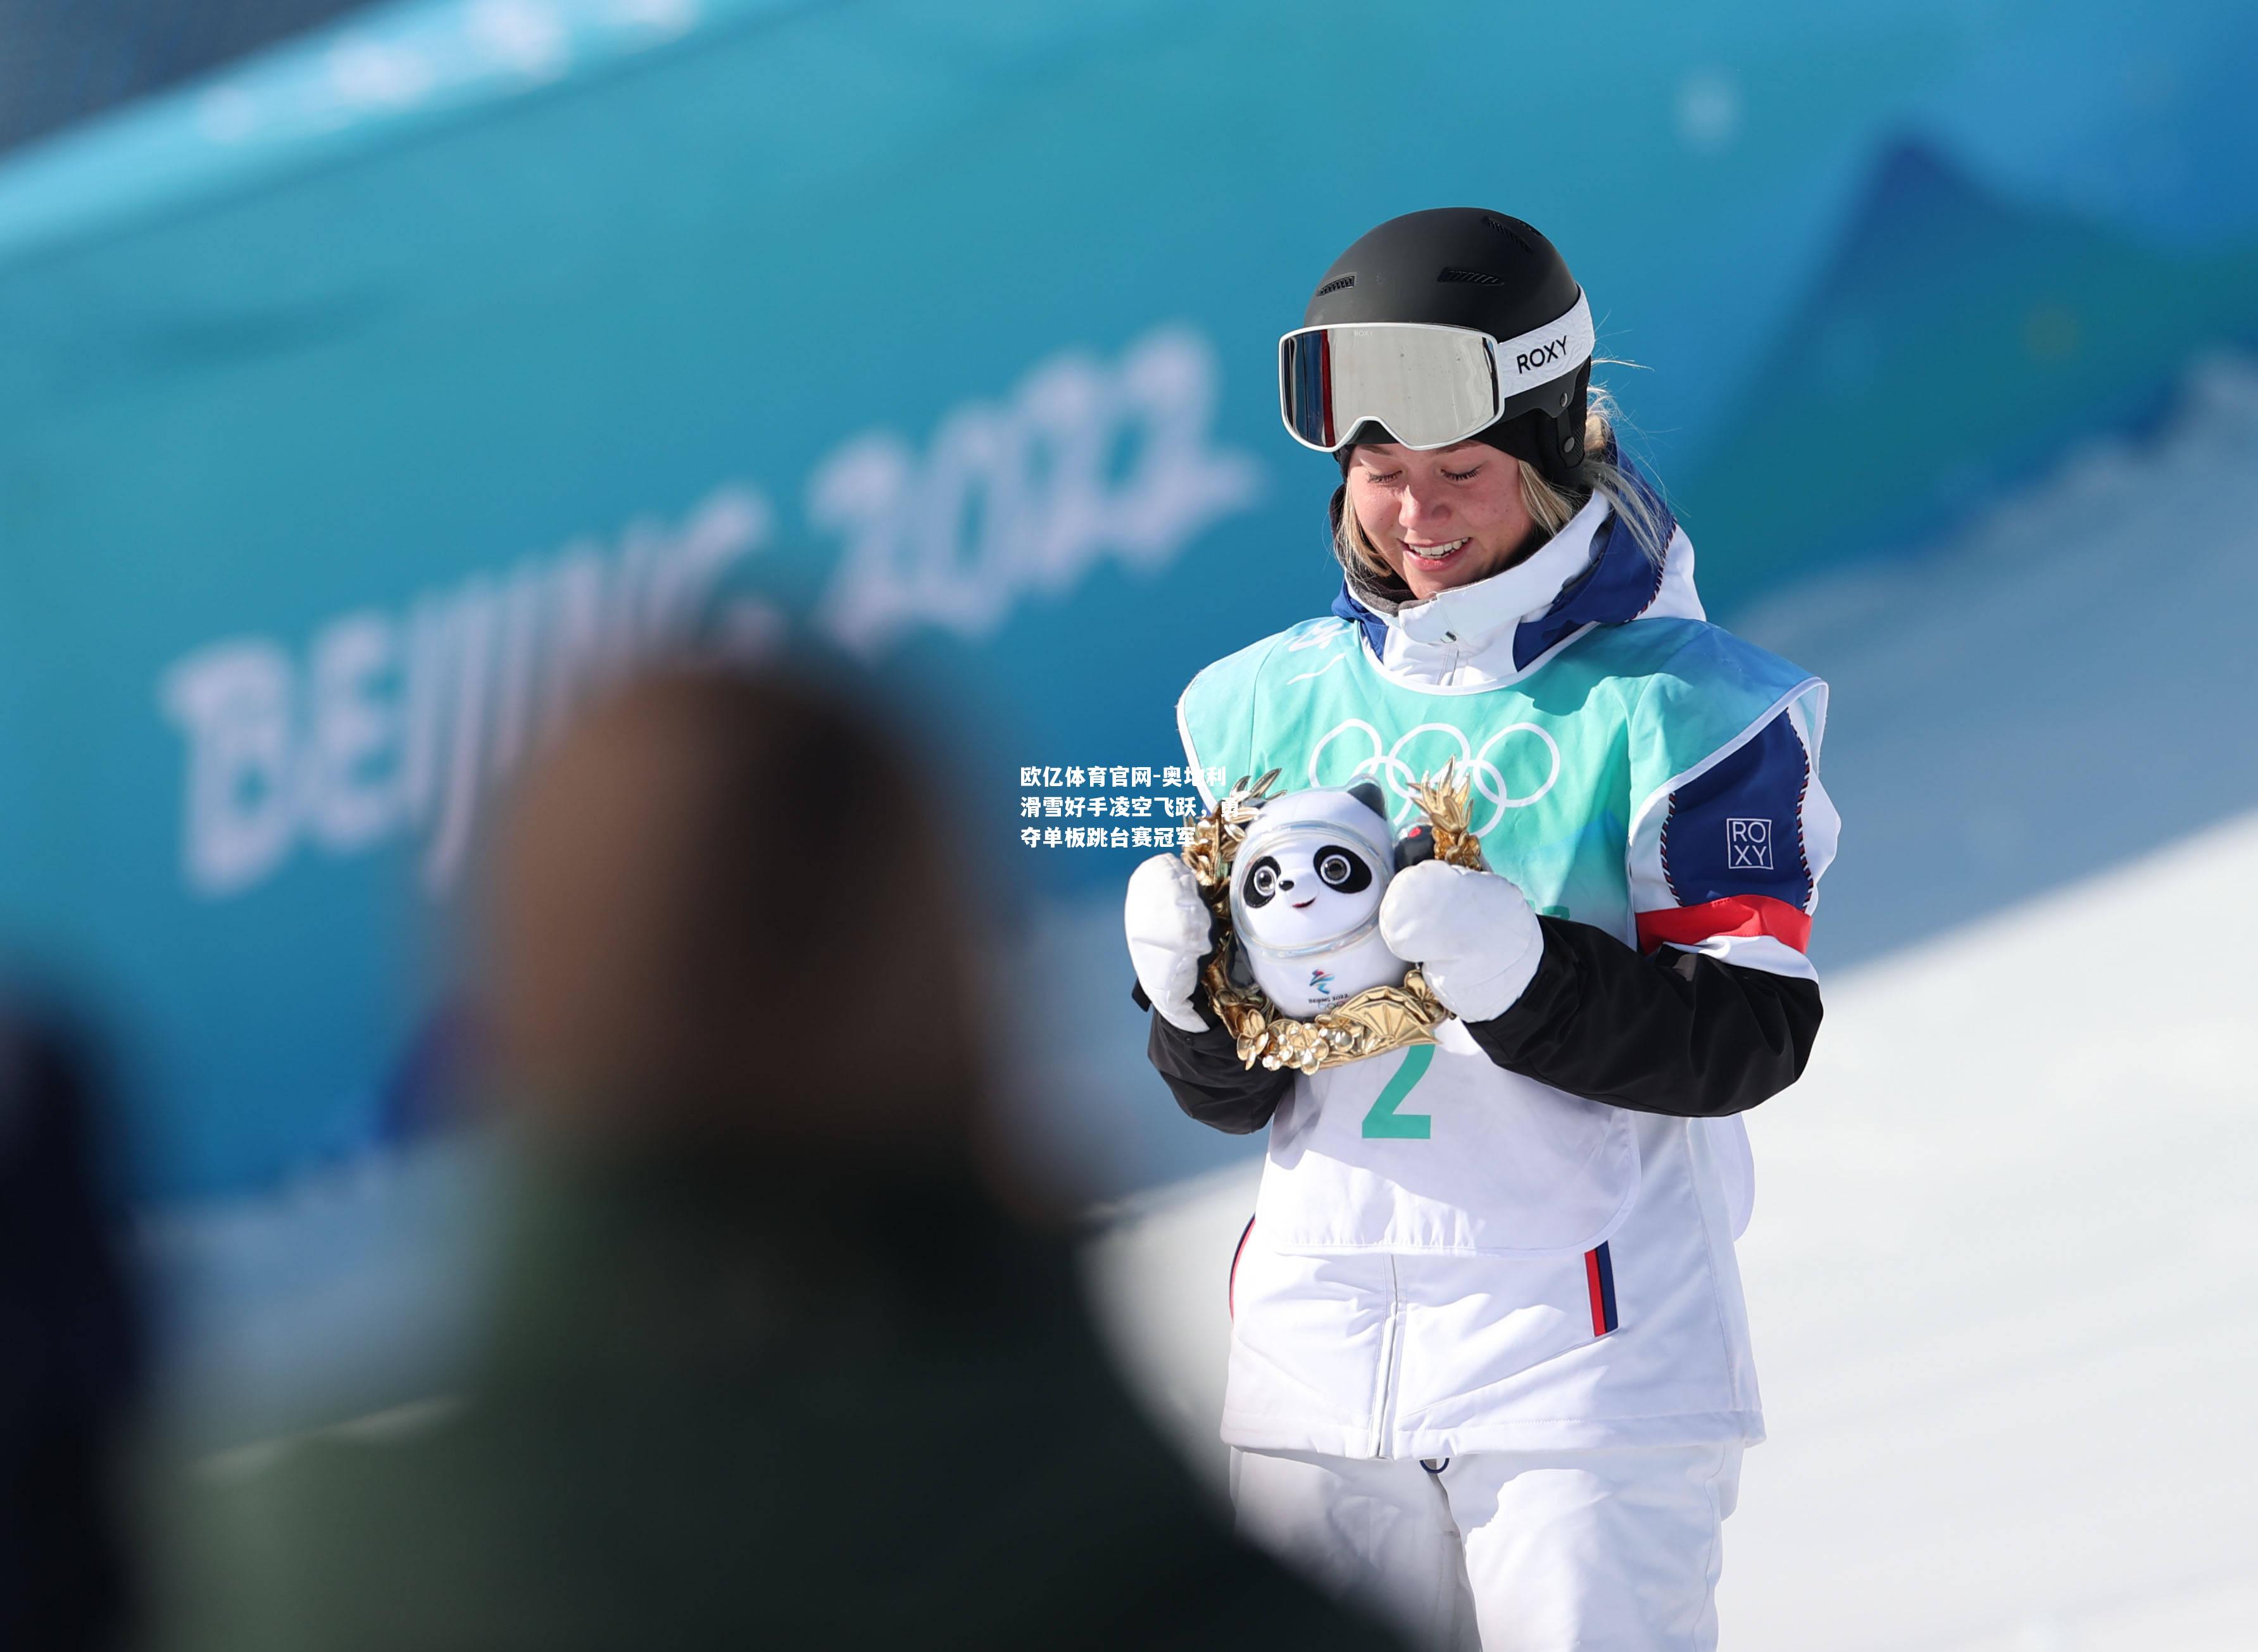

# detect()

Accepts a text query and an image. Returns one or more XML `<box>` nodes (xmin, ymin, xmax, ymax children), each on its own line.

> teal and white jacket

<box><xmin>1165</xmin><ymin>472</ymin><xmax>1840</xmax><ymax>1458</ymax></box>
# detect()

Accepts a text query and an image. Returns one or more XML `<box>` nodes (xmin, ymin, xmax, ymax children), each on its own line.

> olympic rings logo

<box><xmin>1307</xmin><ymin>718</ymin><xmax>1562</xmax><ymax>837</ymax></box>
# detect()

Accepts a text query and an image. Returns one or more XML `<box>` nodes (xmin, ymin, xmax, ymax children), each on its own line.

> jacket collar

<box><xmin>1328</xmin><ymin>454</ymin><xmax>1698</xmax><ymax>691</ymax></box>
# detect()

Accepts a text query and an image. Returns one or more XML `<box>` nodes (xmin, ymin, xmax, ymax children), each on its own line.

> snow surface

<box><xmin>1082</xmin><ymin>805</ymin><xmax>2258</xmax><ymax>1652</ymax></box>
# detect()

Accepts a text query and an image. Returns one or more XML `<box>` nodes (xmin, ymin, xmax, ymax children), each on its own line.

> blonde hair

<box><xmin>1335</xmin><ymin>376</ymin><xmax>1674</xmax><ymax>588</ymax></box>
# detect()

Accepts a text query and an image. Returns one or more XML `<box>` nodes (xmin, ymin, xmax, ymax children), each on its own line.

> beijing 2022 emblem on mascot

<box><xmin>1184</xmin><ymin>764</ymin><xmax>1486</xmax><ymax>1073</ymax></box>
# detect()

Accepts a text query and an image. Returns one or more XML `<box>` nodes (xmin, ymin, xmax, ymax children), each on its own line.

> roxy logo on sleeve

<box><xmin>1726</xmin><ymin>817</ymin><xmax>1773</xmax><ymax>871</ymax></box>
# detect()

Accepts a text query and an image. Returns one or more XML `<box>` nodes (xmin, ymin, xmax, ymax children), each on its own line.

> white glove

<box><xmin>1124</xmin><ymin>854</ymin><xmax>1214</xmax><ymax>1034</ymax></box>
<box><xmin>1377</xmin><ymin>860</ymin><xmax>1543</xmax><ymax>1023</ymax></box>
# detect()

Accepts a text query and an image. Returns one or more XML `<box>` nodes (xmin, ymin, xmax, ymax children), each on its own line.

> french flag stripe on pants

<box><xmin>1583</xmin><ymin>1242</ymin><xmax>1619</xmax><ymax>1336</ymax></box>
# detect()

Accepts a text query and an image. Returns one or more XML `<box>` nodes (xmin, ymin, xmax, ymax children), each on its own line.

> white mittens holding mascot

<box><xmin>1378</xmin><ymin>858</ymin><xmax>1543</xmax><ymax>1023</ymax></box>
<box><xmin>1129</xmin><ymin>775</ymin><xmax>1544</xmax><ymax>1032</ymax></box>
<box><xmin>1128</xmin><ymin>780</ymin><xmax>1407</xmax><ymax>1031</ymax></box>
<box><xmin>1125</xmin><ymin>853</ymin><xmax>1215</xmax><ymax>1034</ymax></box>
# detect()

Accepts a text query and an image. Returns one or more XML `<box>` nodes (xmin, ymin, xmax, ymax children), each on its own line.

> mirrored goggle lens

<box><xmin>1278</xmin><ymin>325</ymin><xmax>1500</xmax><ymax>451</ymax></box>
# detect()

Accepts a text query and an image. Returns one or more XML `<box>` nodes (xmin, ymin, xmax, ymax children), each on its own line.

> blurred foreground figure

<box><xmin>166</xmin><ymin>664</ymin><xmax>1398</xmax><ymax>1651</ymax></box>
<box><xmin>0</xmin><ymin>1006</ymin><xmax>144</xmax><ymax>1652</ymax></box>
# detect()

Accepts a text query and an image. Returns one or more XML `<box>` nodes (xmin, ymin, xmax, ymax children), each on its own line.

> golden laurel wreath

<box><xmin>1183</xmin><ymin>762</ymin><xmax>1486</xmax><ymax>1074</ymax></box>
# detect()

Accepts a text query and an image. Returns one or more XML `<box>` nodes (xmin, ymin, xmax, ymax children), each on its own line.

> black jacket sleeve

<box><xmin>1131</xmin><ymin>982</ymin><xmax>1294</xmax><ymax>1134</ymax></box>
<box><xmin>1460</xmin><ymin>915</ymin><xmax>1822</xmax><ymax>1118</ymax></box>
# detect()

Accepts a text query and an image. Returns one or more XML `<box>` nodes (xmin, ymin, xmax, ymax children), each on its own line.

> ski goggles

<box><xmin>1277</xmin><ymin>291</ymin><xmax>1595</xmax><ymax>453</ymax></box>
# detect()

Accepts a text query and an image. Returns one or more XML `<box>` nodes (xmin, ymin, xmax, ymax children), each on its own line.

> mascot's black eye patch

<box><xmin>1314</xmin><ymin>845</ymin><xmax>1372</xmax><ymax>893</ymax></box>
<box><xmin>1244</xmin><ymin>856</ymin><xmax>1282</xmax><ymax>907</ymax></box>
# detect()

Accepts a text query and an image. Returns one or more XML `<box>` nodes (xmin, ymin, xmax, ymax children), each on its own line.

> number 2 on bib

<box><xmin>1362</xmin><ymin>1044</ymin><xmax>1436</xmax><ymax>1139</ymax></box>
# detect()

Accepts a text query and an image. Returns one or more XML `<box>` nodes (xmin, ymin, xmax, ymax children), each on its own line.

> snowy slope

<box><xmin>1729</xmin><ymin>349</ymin><xmax>2258</xmax><ymax>970</ymax></box>
<box><xmin>1719</xmin><ymin>809</ymin><xmax>2258</xmax><ymax>1651</ymax></box>
<box><xmin>1082</xmin><ymin>806</ymin><xmax>2258</xmax><ymax>1651</ymax></box>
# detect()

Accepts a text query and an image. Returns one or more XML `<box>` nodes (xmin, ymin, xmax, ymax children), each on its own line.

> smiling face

<box><xmin>1346</xmin><ymin>439</ymin><xmax>1540</xmax><ymax>601</ymax></box>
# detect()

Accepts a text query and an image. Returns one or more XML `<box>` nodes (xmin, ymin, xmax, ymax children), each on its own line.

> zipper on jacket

<box><xmin>1369</xmin><ymin>1252</ymin><xmax>1407</xmax><ymax>1458</ymax></box>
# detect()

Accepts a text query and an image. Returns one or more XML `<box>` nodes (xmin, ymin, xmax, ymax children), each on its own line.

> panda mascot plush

<box><xmin>1226</xmin><ymin>780</ymin><xmax>1421</xmax><ymax>1018</ymax></box>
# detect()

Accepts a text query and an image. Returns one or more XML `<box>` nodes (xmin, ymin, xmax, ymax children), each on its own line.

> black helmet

<box><xmin>1298</xmin><ymin>208</ymin><xmax>1593</xmax><ymax>485</ymax></box>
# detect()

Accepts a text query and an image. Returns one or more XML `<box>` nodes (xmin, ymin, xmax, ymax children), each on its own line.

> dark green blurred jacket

<box><xmin>160</xmin><ymin>1146</ymin><xmax>1399</xmax><ymax>1651</ymax></box>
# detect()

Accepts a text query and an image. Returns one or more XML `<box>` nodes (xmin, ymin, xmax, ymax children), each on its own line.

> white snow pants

<box><xmin>1229</xmin><ymin>1442</ymin><xmax>1743</xmax><ymax>1652</ymax></box>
